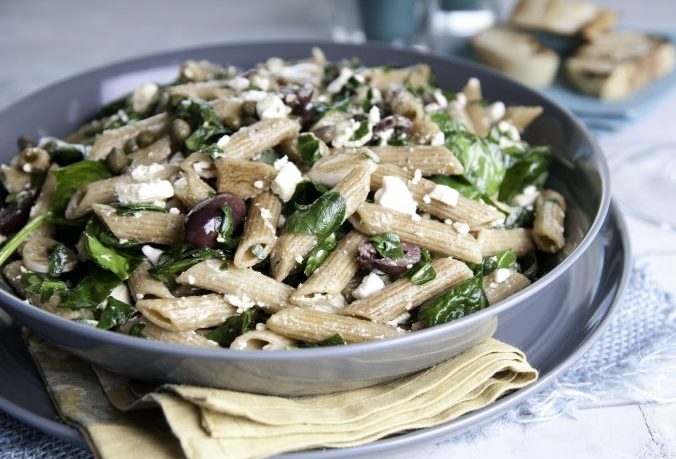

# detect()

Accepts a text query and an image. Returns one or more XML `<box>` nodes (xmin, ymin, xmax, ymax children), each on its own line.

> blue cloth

<box><xmin>0</xmin><ymin>265</ymin><xmax>673</xmax><ymax>457</ymax></box>
<box><xmin>454</xmin><ymin>31</ymin><xmax>676</xmax><ymax>134</ymax></box>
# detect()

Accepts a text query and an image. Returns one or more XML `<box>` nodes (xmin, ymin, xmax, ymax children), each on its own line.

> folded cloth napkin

<box><xmin>25</xmin><ymin>336</ymin><xmax>537</xmax><ymax>459</ymax></box>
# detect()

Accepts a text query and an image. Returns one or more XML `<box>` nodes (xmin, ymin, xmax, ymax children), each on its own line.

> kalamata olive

<box><xmin>373</xmin><ymin>115</ymin><xmax>413</xmax><ymax>139</ymax></box>
<box><xmin>279</xmin><ymin>85</ymin><xmax>314</xmax><ymax>122</ymax></box>
<box><xmin>0</xmin><ymin>194</ymin><xmax>34</xmax><ymax>235</ymax></box>
<box><xmin>357</xmin><ymin>241</ymin><xmax>422</xmax><ymax>275</ymax></box>
<box><xmin>184</xmin><ymin>193</ymin><xmax>246</xmax><ymax>247</ymax></box>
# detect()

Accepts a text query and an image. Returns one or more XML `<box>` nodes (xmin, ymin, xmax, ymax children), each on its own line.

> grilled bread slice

<box><xmin>509</xmin><ymin>0</ymin><xmax>618</xmax><ymax>40</ymax></box>
<box><xmin>566</xmin><ymin>32</ymin><xmax>675</xmax><ymax>101</ymax></box>
<box><xmin>471</xmin><ymin>26</ymin><xmax>560</xmax><ymax>87</ymax></box>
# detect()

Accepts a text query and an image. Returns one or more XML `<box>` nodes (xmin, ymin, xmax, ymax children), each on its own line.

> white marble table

<box><xmin>0</xmin><ymin>0</ymin><xmax>674</xmax><ymax>457</ymax></box>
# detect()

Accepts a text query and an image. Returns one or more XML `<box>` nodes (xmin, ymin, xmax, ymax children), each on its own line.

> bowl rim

<box><xmin>0</xmin><ymin>39</ymin><xmax>611</xmax><ymax>360</ymax></box>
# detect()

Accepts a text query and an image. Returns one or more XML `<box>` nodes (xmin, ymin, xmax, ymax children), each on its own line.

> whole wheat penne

<box><xmin>290</xmin><ymin>231</ymin><xmax>366</xmax><ymax>307</ymax></box>
<box><xmin>173</xmin><ymin>170</ymin><xmax>214</xmax><ymax>208</ymax></box>
<box><xmin>128</xmin><ymin>136</ymin><xmax>173</xmax><ymax>166</ymax></box>
<box><xmin>229</xmin><ymin>329</ymin><xmax>297</xmax><ymax>350</ymax></box>
<box><xmin>343</xmin><ymin>257</ymin><xmax>473</xmax><ymax>323</ymax></box>
<box><xmin>533</xmin><ymin>190</ymin><xmax>566</xmax><ymax>253</ymax></box>
<box><xmin>389</xmin><ymin>89</ymin><xmax>424</xmax><ymax>121</ymax></box>
<box><xmin>166</xmin><ymin>80</ymin><xmax>232</xmax><ymax>100</ymax></box>
<box><xmin>89</xmin><ymin>113</ymin><xmax>168</xmax><ymax>160</ymax></box>
<box><xmin>65</xmin><ymin>176</ymin><xmax>131</xmax><ymax>219</ymax></box>
<box><xmin>368</xmin><ymin>145</ymin><xmax>464</xmax><ymax>175</ymax></box>
<box><xmin>503</xmin><ymin>106</ymin><xmax>543</xmax><ymax>133</ymax></box>
<box><xmin>141</xmin><ymin>321</ymin><xmax>219</xmax><ymax>348</ymax></box>
<box><xmin>371</xmin><ymin>163</ymin><xmax>504</xmax><ymax>230</ymax></box>
<box><xmin>216</xmin><ymin>118</ymin><xmax>300</xmax><ymax>161</ymax></box>
<box><xmin>234</xmin><ymin>192</ymin><xmax>281</xmax><ymax>268</ymax></box>
<box><xmin>92</xmin><ymin>203</ymin><xmax>184</xmax><ymax>245</ymax></box>
<box><xmin>176</xmin><ymin>259</ymin><xmax>294</xmax><ymax>312</ymax></box>
<box><xmin>28</xmin><ymin>169</ymin><xmax>57</xmax><ymax>239</ymax></box>
<box><xmin>215</xmin><ymin>158</ymin><xmax>277</xmax><ymax>198</ymax></box>
<box><xmin>210</xmin><ymin>97</ymin><xmax>243</xmax><ymax>121</ymax></box>
<box><xmin>349</xmin><ymin>203</ymin><xmax>483</xmax><ymax>263</ymax></box>
<box><xmin>477</xmin><ymin>228</ymin><xmax>534</xmax><ymax>257</ymax></box>
<box><xmin>267</xmin><ymin>308</ymin><xmax>403</xmax><ymax>343</ymax></box>
<box><xmin>136</xmin><ymin>294</ymin><xmax>237</xmax><ymax>332</ymax></box>
<box><xmin>128</xmin><ymin>260</ymin><xmax>174</xmax><ymax>301</ymax></box>
<box><xmin>482</xmin><ymin>270</ymin><xmax>531</xmax><ymax>305</ymax></box>
<box><xmin>181</xmin><ymin>152</ymin><xmax>217</xmax><ymax>179</ymax></box>
<box><xmin>363</xmin><ymin>64</ymin><xmax>431</xmax><ymax>90</ymax></box>
<box><xmin>270</xmin><ymin>160</ymin><xmax>374</xmax><ymax>280</ymax></box>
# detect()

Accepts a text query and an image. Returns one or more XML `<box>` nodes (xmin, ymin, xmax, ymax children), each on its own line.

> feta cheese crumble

<box><xmin>352</xmin><ymin>272</ymin><xmax>386</xmax><ymax>299</ymax></box>
<box><xmin>141</xmin><ymin>245</ymin><xmax>164</xmax><ymax>265</ymax></box>
<box><xmin>453</xmin><ymin>222</ymin><xmax>470</xmax><ymax>235</ymax></box>
<box><xmin>430</xmin><ymin>131</ymin><xmax>445</xmax><ymax>146</ymax></box>
<box><xmin>114</xmin><ymin>180</ymin><xmax>174</xmax><ymax>204</ymax></box>
<box><xmin>374</xmin><ymin>176</ymin><xmax>418</xmax><ymax>216</ymax></box>
<box><xmin>216</xmin><ymin>135</ymin><xmax>231</xmax><ymax>151</ymax></box>
<box><xmin>271</xmin><ymin>158</ymin><xmax>303</xmax><ymax>202</ymax></box>
<box><xmin>225</xmin><ymin>293</ymin><xmax>256</xmax><ymax>313</ymax></box>
<box><xmin>326</xmin><ymin>67</ymin><xmax>353</xmax><ymax>94</ymax></box>
<box><xmin>256</xmin><ymin>94</ymin><xmax>291</xmax><ymax>119</ymax></box>
<box><xmin>130</xmin><ymin>163</ymin><xmax>166</xmax><ymax>182</ymax></box>
<box><xmin>429</xmin><ymin>184</ymin><xmax>459</xmax><ymax>207</ymax></box>
<box><xmin>513</xmin><ymin>185</ymin><xmax>540</xmax><ymax>207</ymax></box>
<box><xmin>131</xmin><ymin>83</ymin><xmax>159</xmax><ymax>114</ymax></box>
<box><xmin>495</xmin><ymin>268</ymin><xmax>511</xmax><ymax>283</ymax></box>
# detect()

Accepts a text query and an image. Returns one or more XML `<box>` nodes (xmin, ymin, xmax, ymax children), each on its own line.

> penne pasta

<box><xmin>128</xmin><ymin>260</ymin><xmax>174</xmax><ymax>301</ymax></box>
<box><xmin>343</xmin><ymin>257</ymin><xmax>473</xmax><ymax>323</ymax></box>
<box><xmin>477</xmin><ymin>228</ymin><xmax>534</xmax><ymax>258</ymax></box>
<box><xmin>215</xmin><ymin>118</ymin><xmax>300</xmax><ymax>161</ymax></box>
<box><xmin>267</xmin><ymin>308</ymin><xmax>403</xmax><ymax>344</ymax></box>
<box><xmin>173</xmin><ymin>170</ymin><xmax>215</xmax><ymax>209</ymax></box>
<box><xmin>181</xmin><ymin>152</ymin><xmax>217</xmax><ymax>179</ymax></box>
<box><xmin>89</xmin><ymin>113</ymin><xmax>168</xmax><ymax>160</ymax></box>
<box><xmin>128</xmin><ymin>136</ymin><xmax>173</xmax><ymax>166</ymax></box>
<box><xmin>533</xmin><ymin>190</ymin><xmax>566</xmax><ymax>253</ymax></box>
<box><xmin>368</xmin><ymin>145</ymin><xmax>464</xmax><ymax>176</ymax></box>
<box><xmin>290</xmin><ymin>231</ymin><xmax>366</xmax><ymax>307</ymax></box>
<box><xmin>65</xmin><ymin>176</ymin><xmax>131</xmax><ymax>219</ymax></box>
<box><xmin>176</xmin><ymin>259</ymin><xmax>294</xmax><ymax>313</ymax></box>
<box><xmin>92</xmin><ymin>203</ymin><xmax>185</xmax><ymax>245</ymax></box>
<box><xmin>229</xmin><ymin>329</ymin><xmax>297</xmax><ymax>350</ymax></box>
<box><xmin>136</xmin><ymin>294</ymin><xmax>237</xmax><ymax>332</ymax></box>
<box><xmin>234</xmin><ymin>192</ymin><xmax>281</xmax><ymax>268</ymax></box>
<box><xmin>363</xmin><ymin>64</ymin><xmax>431</xmax><ymax>90</ymax></box>
<box><xmin>141</xmin><ymin>321</ymin><xmax>220</xmax><ymax>348</ymax></box>
<box><xmin>215</xmin><ymin>158</ymin><xmax>277</xmax><ymax>199</ymax></box>
<box><xmin>349</xmin><ymin>203</ymin><xmax>483</xmax><ymax>263</ymax></box>
<box><xmin>482</xmin><ymin>270</ymin><xmax>531</xmax><ymax>305</ymax></box>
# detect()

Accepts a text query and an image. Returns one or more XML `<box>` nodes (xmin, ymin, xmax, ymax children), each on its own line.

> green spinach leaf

<box><xmin>98</xmin><ymin>297</ymin><xmax>136</xmax><ymax>330</ymax></box>
<box><xmin>369</xmin><ymin>233</ymin><xmax>404</xmax><ymax>259</ymax></box>
<box><xmin>83</xmin><ymin>220</ymin><xmax>141</xmax><ymax>280</ymax></box>
<box><xmin>498</xmin><ymin>146</ymin><xmax>549</xmax><ymax>204</ymax></box>
<box><xmin>21</xmin><ymin>272</ymin><xmax>68</xmax><ymax>303</ymax></box>
<box><xmin>51</xmin><ymin>161</ymin><xmax>111</xmax><ymax>216</ymax></box>
<box><xmin>419</xmin><ymin>271</ymin><xmax>488</xmax><ymax>326</ymax></box>
<box><xmin>430</xmin><ymin>175</ymin><xmax>484</xmax><ymax>200</ymax></box>
<box><xmin>504</xmin><ymin>206</ymin><xmax>534</xmax><ymax>229</ymax></box>
<box><xmin>519</xmin><ymin>252</ymin><xmax>539</xmax><ymax>282</ymax></box>
<box><xmin>205</xmin><ymin>307</ymin><xmax>268</xmax><ymax>347</ymax></box>
<box><xmin>304</xmin><ymin>232</ymin><xmax>338</xmax><ymax>277</ymax></box>
<box><xmin>297</xmin><ymin>133</ymin><xmax>323</xmax><ymax>165</ymax></box>
<box><xmin>48</xmin><ymin>243</ymin><xmax>69</xmax><ymax>278</ymax></box>
<box><xmin>283</xmin><ymin>181</ymin><xmax>329</xmax><ymax>215</ymax></box>
<box><xmin>447</xmin><ymin>131</ymin><xmax>505</xmax><ymax>196</ymax></box>
<box><xmin>218</xmin><ymin>204</ymin><xmax>238</xmax><ymax>250</ymax></box>
<box><xmin>431</xmin><ymin>112</ymin><xmax>468</xmax><ymax>136</ymax></box>
<box><xmin>129</xmin><ymin>323</ymin><xmax>147</xmax><ymax>338</ymax></box>
<box><xmin>481</xmin><ymin>249</ymin><xmax>517</xmax><ymax>274</ymax></box>
<box><xmin>114</xmin><ymin>202</ymin><xmax>167</xmax><ymax>216</ymax></box>
<box><xmin>149</xmin><ymin>245</ymin><xmax>227</xmax><ymax>284</ymax></box>
<box><xmin>404</xmin><ymin>250</ymin><xmax>436</xmax><ymax>285</ymax></box>
<box><xmin>60</xmin><ymin>265</ymin><xmax>122</xmax><ymax>309</ymax></box>
<box><xmin>300</xmin><ymin>334</ymin><xmax>346</xmax><ymax>347</ymax></box>
<box><xmin>0</xmin><ymin>212</ymin><xmax>51</xmax><ymax>267</ymax></box>
<box><xmin>49</xmin><ymin>143</ymin><xmax>91</xmax><ymax>165</ymax></box>
<box><xmin>286</xmin><ymin>191</ymin><xmax>346</xmax><ymax>240</ymax></box>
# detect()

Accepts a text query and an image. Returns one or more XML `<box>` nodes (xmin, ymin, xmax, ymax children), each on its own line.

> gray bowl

<box><xmin>0</xmin><ymin>41</ymin><xmax>610</xmax><ymax>395</ymax></box>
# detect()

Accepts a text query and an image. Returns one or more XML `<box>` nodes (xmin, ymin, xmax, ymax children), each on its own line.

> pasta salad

<box><xmin>0</xmin><ymin>48</ymin><xmax>566</xmax><ymax>349</ymax></box>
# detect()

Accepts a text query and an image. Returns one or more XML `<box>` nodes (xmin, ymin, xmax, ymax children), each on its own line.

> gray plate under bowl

<box><xmin>0</xmin><ymin>41</ymin><xmax>610</xmax><ymax>396</ymax></box>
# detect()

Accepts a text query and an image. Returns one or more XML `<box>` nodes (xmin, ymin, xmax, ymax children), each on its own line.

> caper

<box><xmin>136</xmin><ymin>130</ymin><xmax>155</xmax><ymax>148</ymax></box>
<box><xmin>17</xmin><ymin>135</ymin><xmax>35</xmax><ymax>150</ymax></box>
<box><xmin>106</xmin><ymin>147</ymin><xmax>127</xmax><ymax>174</ymax></box>
<box><xmin>241</xmin><ymin>100</ymin><xmax>258</xmax><ymax>118</ymax></box>
<box><xmin>222</xmin><ymin>116</ymin><xmax>241</xmax><ymax>131</ymax></box>
<box><xmin>123</xmin><ymin>138</ymin><xmax>138</xmax><ymax>154</ymax></box>
<box><xmin>170</xmin><ymin>118</ymin><xmax>192</xmax><ymax>144</ymax></box>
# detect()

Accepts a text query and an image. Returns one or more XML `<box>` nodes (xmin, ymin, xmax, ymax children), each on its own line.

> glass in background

<box><xmin>331</xmin><ymin>0</ymin><xmax>429</xmax><ymax>48</ymax></box>
<box><xmin>427</xmin><ymin>0</ymin><xmax>499</xmax><ymax>54</ymax></box>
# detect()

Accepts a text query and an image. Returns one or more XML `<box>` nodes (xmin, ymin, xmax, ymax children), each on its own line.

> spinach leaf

<box><xmin>98</xmin><ymin>297</ymin><xmax>136</xmax><ymax>330</ymax></box>
<box><xmin>83</xmin><ymin>219</ymin><xmax>141</xmax><ymax>280</ymax></box>
<box><xmin>447</xmin><ymin>131</ymin><xmax>505</xmax><ymax>196</ymax></box>
<box><xmin>297</xmin><ymin>133</ymin><xmax>323</xmax><ymax>165</ymax></box>
<box><xmin>114</xmin><ymin>202</ymin><xmax>167</xmax><ymax>216</ymax></box>
<box><xmin>0</xmin><ymin>211</ymin><xmax>51</xmax><ymax>267</ymax></box>
<box><xmin>96</xmin><ymin>95</ymin><xmax>131</xmax><ymax>118</ymax></box>
<box><xmin>51</xmin><ymin>161</ymin><xmax>111</xmax><ymax>216</ymax></box>
<box><xmin>286</xmin><ymin>191</ymin><xmax>346</xmax><ymax>240</ymax></box>
<box><xmin>149</xmin><ymin>245</ymin><xmax>226</xmax><ymax>284</ymax></box>
<box><xmin>300</xmin><ymin>334</ymin><xmax>346</xmax><ymax>347</ymax></box>
<box><xmin>498</xmin><ymin>146</ymin><xmax>549</xmax><ymax>204</ymax></box>
<box><xmin>21</xmin><ymin>272</ymin><xmax>68</xmax><ymax>303</ymax></box>
<box><xmin>60</xmin><ymin>265</ymin><xmax>122</xmax><ymax>309</ymax></box>
<box><xmin>48</xmin><ymin>243</ymin><xmax>69</xmax><ymax>278</ymax></box>
<box><xmin>520</xmin><ymin>252</ymin><xmax>539</xmax><ymax>282</ymax></box>
<box><xmin>254</xmin><ymin>150</ymin><xmax>280</xmax><ymax>166</ymax></box>
<box><xmin>404</xmin><ymin>250</ymin><xmax>436</xmax><ymax>285</ymax></box>
<box><xmin>173</xmin><ymin>98</ymin><xmax>226</xmax><ymax>152</ymax></box>
<box><xmin>49</xmin><ymin>143</ymin><xmax>91</xmax><ymax>165</ymax></box>
<box><xmin>350</xmin><ymin>122</ymin><xmax>370</xmax><ymax>141</ymax></box>
<box><xmin>129</xmin><ymin>323</ymin><xmax>147</xmax><ymax>338</ymax></box>
<box><xmin>430</xmin><ymin>175</ymin><xmax>484</xmax><ymax>200</ymax></box>
<box><xmin>369</xmin><ymin>233</ymin><xmax>404</xmax><ymax>259</ymax></box>
<box><xmin>283</xmin><ymin>181</ymin><xmax>329</xmax><ymax>215</ymax></box>
<box><xmin>304</xmin><ymin>232</ymin><xmax>338</xmax><ymax>277</ymax></box>
<box><xmin>205</xmin><ymin>307</ymin><xmax>268</xmax><ymax>347</ymax></box>
<box><xmin>431</xmin><ymin>112</ymin><xmax>468</xmax><ymax>136</ymax></box>
<box><xmin>419</xmin><ymin>271</ymin><xmax>488</xmax><ymax>326</ymax></box>
<box><xmin>218</xmin><ymin>204</ymin><xmax>238</xmax><ymax>250</ymax></box>
<box><xmin>481</xmin><ymin>249</ymin><xmax>517</xmax><ymax>274</ymax></box>
<box><xmin>504</xmin><ymin>206</ymin><xmax>534</xmax><ymax>229</ymax></box>
<box><xmin>185</xmin><ymin>123</ymin><xmax>227</xmax><ymax>152</ymax></box>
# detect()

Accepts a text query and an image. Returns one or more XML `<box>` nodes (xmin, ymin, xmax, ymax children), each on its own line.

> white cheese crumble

<box><xmin>453</xmin><ymin>222</ymin><xmax>470</xmax><ymax>235</ymax></box>
<box><xmin>411</xmin><ymin>169</ymin><xmax>422</xmax><ymax>185</ymax></box>
<box><xmin>226</xmin><ymin>76</ymin><xmax>250</xmax><ymax>92</ymax></box>
<box><xmin>130</xmin><ymin>163</ymin><xmax>166</xmax><ymax>182</ymax></box>
<box><xmin>192</xmin><ymin>160</ymin><xmax>212</xmax><ymax>174</ymax></box>
<box><xmin>368</xmin><ymin>106</ymin><xmax>381</xmax><ymax>125</ymax></box>
<box><xmin>256</xmin><ymin>94</ymin><xmax>291</xmax><ymax>119</ymax></box>
<box><xmin>109</xmin><ymin>284</ymin><xmax>131</xmax><ymax>304</ymax></box>
<box><xmin>487</xmin><ymin>101</ymin><xmax>506</xmax><ymax>123</ymax></box>
<box><xmin>429</xmin><ymin>184</ymin><xmax>459</xmax><ymax>207</ymax></box>
<box><xmin>225</xmin><ymin>293</ymin><xmax>256</xmax><ymax>313</ymax></box>
<box><xmin>422</xmin><ymin>194</ymin><xmax>432</xmax><ymax>204</ymax></box>
<box><xmin>169</xmin><ymin>207</ymin><xmax>180</xmax><ymax>215</ymax></box>
<box><xmin>327</xmin><ymin>67</ymin><xmax>353</xmax><ymax>94</ymax></box>
<box><xmin>240</xmin><ymin>90</ymin><xmax>268</xmax><ymax>102</ymax></box>
<box><xmin>278</xmin><ymin>62</ymin><xmax>323</xmax><ymax>86</ymax></box>
<box><xmin>432</xmin><ymin>89</ymin><xmax>448</xmax><ymax>108</ymax></box>
<box><xmin>374</xmin><ymin>176</ymin><xmax>418</xmax><ymax>216</ymax></box>
<box><xmin>331</xmin><ymin>119</ymin><xmax>371</xmax><ymax>148</ymax></box>
<box><xmin>273</xmin><ymin>155</ymin><xmax>289</xmax><ymax>171</ymax></box>
<box><xmin>271</xmin><ymin>160</ymin><xmax>303</xmax><ymax>202</ymax></box>
<box><xmin>131</xmin><ymin>83</ymin><xmax>159</xmax><ymax>114</ymax></box>
<box><xmin>294</xmin><ymin>255</ymin><xmax>304</xmax><ymax>264</ymax></box>
<box><xmin>22</xmin><ymin>163</ymin><xmax>32</xmax><ymax>173</ymax></box>
<box><xmin>141</xmin><ymin>245</ymin><xmax>164</xmax><ymax>265</ymax></box>
<box><xmin>253</xmin><ymin>180</ymin><xmax>264</xmax><ymax>189</ymax></box>
<box><xmin>216</xmin><ymin>135</ymin><xmax>231</xmax><ymax>151</ymax></box>
<box><xmin>495</xmin><ymin>268</ymin><xmax>511</xmax><ymax>283</ymax></box>
<box><xmin>352</xmin><ymin>272</ymin><xmax>386</xmax><ymax>299</ymax></box>
<box><xmin>258</xmin><ymin>206</ymin><xmax>275</xmax><ymax>232</ymax></box>
<box><xmin>513</xmin><ymin>185</ymin><xmax>540</xmax><ymax>207</ymax></box>
<box><xmin>114</xmin><ymin>180</ymin><xmax>174</xmax><ymax>204</ymax></box>
<box><xmin>430</xmin><ymin>131</ymin><xmax>445</xmax><ymax>146</ymax></box>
